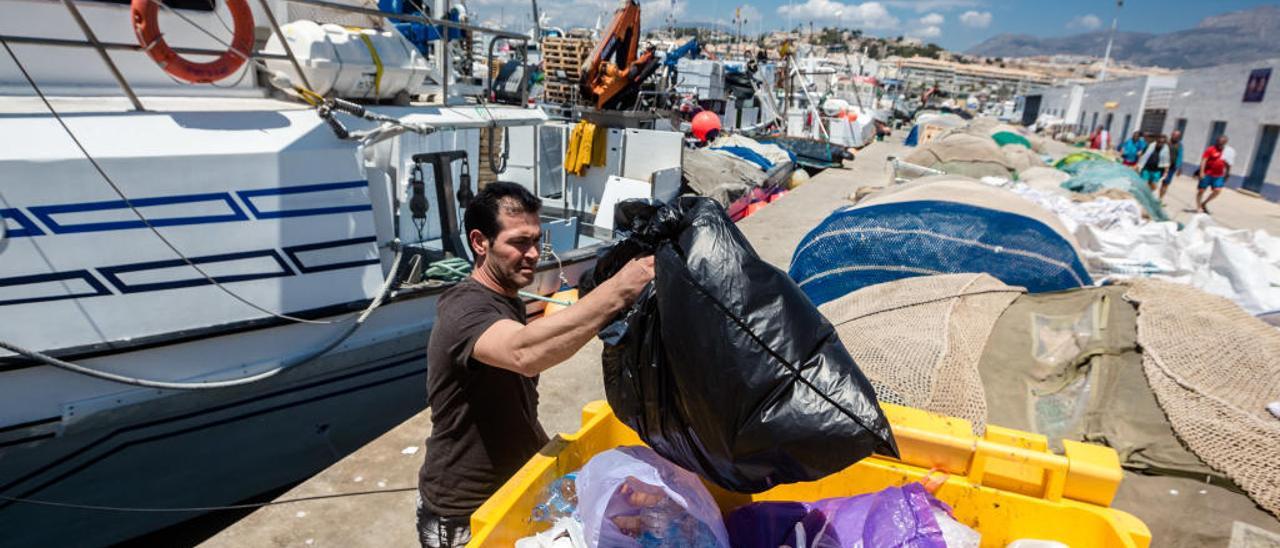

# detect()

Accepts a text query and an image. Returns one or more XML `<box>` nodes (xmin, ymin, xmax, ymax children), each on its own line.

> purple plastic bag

<box><xmin>725</xmin><ymin>483</ymin><xmax>951</xmax><ymax>548</ymax></box>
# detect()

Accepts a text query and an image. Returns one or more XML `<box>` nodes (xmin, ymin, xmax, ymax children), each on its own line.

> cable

<box><xmin>0</xmin><ymin>487</ymin><xmax>415</xmax><ymax>513</ymax></box>
<box><xmin>0</xmin><ymin>248</ymin><xmax>401</xmax><ymax>390</ymax></box>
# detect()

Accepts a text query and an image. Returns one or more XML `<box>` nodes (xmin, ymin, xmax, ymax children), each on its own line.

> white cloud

<box><xmin>882</xmin><ymin>0</ymin><xmax>980</xmax><ymax>13</ymax></box>
<box><xmin>910</xmin><ymin>25</ymin><xmax>942</xmax><ymax>38</ymax></box>
<box><xmin>905</xmin><ymin>12</ymin><xmax>943</xmax><ymax>39</ymax></box>
<box><xmin>959</xmin><ymin>10</ymin><xmax>991</xmax><ymax>28</ymax></box>
<box><xmin>919</xmin><ymin>12</ymin><xmax>945</xmax><ymax>26</ymax></box>
<box><xmin>639</xmin><ymin>0</ymin><xmax>686</xmax><ymax>27</ymax></box>
<box><xmin>1067</xmin><ymin>14</ymin><xmax>1103</xmax><ymax>31</ymax></box>
<box><xmin>777</xmin><ymin>0</ymin><xmax>901</xmax><ymax>29</ymax></box>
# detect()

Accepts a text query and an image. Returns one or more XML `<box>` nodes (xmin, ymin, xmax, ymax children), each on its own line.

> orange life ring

<box><xmin>131</xmin><ymin>0</ymin><xmax>255</xmax><ymax>84</ymax></box>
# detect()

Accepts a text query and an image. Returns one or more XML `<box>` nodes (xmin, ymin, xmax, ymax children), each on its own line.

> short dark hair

<box><xmin>463</xmin><ymin>182</ymin><xmax>542</xmax><ymax>242</ymax></box>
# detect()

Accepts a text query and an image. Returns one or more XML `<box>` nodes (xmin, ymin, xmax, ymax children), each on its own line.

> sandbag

<box><xmin>584</xmin><ymin>197</ymin><xmax>897</xmax><ymax>493</ymax></box>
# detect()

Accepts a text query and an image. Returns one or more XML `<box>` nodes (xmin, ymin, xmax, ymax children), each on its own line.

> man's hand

<box><xmin>603</xmin><ymin>256</ymin><xmax>655</xmax><ymax>306</ymax></box>
<box><xmin>472</xmin><ymin>256</ymin><xmax>654</xmax><ymax>378</ymax></box>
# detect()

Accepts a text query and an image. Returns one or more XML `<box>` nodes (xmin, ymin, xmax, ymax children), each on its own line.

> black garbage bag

<box><xmin>582</xmin><ymin>197</ymin><xmax>897</xmax><ymax>493</ymax></box>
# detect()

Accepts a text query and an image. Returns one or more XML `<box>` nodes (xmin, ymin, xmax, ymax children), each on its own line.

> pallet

<box><xmin>542</xmin><ymin>81</ymin><xmax>580</xmax><ymax>105</ymax></box>
<box><xmin>541</xmin><ymin>37</ymin><xmax>594</xmax><ymax>77</ymax></box>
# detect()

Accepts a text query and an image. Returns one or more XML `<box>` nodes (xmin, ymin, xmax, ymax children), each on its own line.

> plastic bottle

<box><xmin>531</xmin><ymin>473</ymin><xmax>578</xmax><ymax>523</ymax></box>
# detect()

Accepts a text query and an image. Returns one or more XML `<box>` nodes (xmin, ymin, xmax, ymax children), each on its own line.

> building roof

<box><xmin>896</xmin><ymin>56</ymin><xmax>1052</xmax><ymax>83</ymax></box>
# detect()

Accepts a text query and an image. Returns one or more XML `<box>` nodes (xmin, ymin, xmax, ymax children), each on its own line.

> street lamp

<box><xmin>1099</xmin><ymin>0</ymin><xmax>1123</xmax><ymax>82</ymax></box>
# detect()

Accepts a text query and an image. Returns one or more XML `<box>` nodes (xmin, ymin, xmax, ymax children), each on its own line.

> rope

<box><xmin>0</xmin><ymin>249</ymin><xmax>401</xmax><ymax>390</ymax></box>
<box><xmin>0</xmin><ymin>487</ymin><xmax>415</xmax><ymax>513</ymax></box>
<box><xmin>355</xmin><ymin>31</ymin><xmax>385</xmax><ymax>99</ymax></box>
<box><xmin>424</xmin><ymin>257</ymin><xmax>574</xmax><ymax>306</ymax></box>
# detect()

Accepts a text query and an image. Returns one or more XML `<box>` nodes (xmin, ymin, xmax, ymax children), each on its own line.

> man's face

<box><xmin>473</xmin><ymin>204</ymin><xmax>541</xmax><ymax>291</ymax></box>
<box><xmin>1217</xmin><ymin>136</ymin><xmax>1229</xmax><ymax>149</ymax></box>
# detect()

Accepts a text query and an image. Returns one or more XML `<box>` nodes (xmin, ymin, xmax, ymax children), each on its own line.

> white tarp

<box><xmin>980</xmin><ymin>177</ymin><xmax>1145</xmax><ymax>232</ymax></box>
<box><xmin>981</xmin><ymin>177</ymin><xmax>1280</xmax><ymax>316</ymax></box>
<box><xmin>1074</xmin><ymin>216</ymin><xmax>1280</xmax><ymax>315</ymax></box>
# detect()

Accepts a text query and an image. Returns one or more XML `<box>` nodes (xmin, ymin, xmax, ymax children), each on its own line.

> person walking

<box><xmin>1158</xmin><ymin>130</ymin><xmax>1184</xmax><ymax>201</ymax></box>
<box><xmin>1136</xmin><ymin>133</ymin><xmax>1171</xmax><ymax>193</ymax></box>
<box><xmin>1119</xmin><ymin>131</ymin><xmax>1145</xmax><ymax>166</ymax></box>
<box><xmin>1197</xmin><ymin>135</ymin><xmax>1232</xmax><ymax>214</ymax></box>
<box><xmin>1089</xmin><ymin>126</ymin><xmax>1108</xmax><ymax>150</ymax></box>
<box><xmin>416</xmin><ymin>183</ymin><xmax>654</xmax><ymax>547</ymax></box>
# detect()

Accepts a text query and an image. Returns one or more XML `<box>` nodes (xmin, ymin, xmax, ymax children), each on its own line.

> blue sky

<box><xmin>481</xmin><ymin>0</ymin><xmax>1275</xmax><ymax>51</ymax></box>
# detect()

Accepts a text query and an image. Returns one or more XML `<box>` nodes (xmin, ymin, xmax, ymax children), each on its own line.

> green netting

<box><xmin>1054</xmin><ymin>151</ymin><xmax>1109</xmax><ymax>170</ymax></box>
<box><xmin>1060</xmin><ymin>160</ymin><xmax>1170</xmax><ymax>221</ymax></box>
<box><xmin>991</xmin><ymin>131</ymin><xmax>1032</xmax><ymax>149</ymax></box>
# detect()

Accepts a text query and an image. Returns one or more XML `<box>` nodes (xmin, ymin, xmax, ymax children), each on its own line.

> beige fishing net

<box><xmin>903</xmin><ymin>133</ymin><xmax>1016</xmax><ymax>180</ymax></box>
<box><xmin>818</xmin><ymin>273</ymin><xmax>1024</xmax><ymax>434</ymax></box>
<box><xmin>1124</xmin><ymin>279</ymin><xmax>1280</xmax><ymax>519</ymax></box>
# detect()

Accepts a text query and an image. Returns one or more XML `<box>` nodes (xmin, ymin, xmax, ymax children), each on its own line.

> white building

<box><xmin>1073</xmin><ymin>74</ymin><xmax>1178</xmax><ymax>143</ymax></box>
<box><xmin>1024</xmin><ymin>83</ymin><xmax>1084</xmax><ymax>127</ymax></box>
<box><xmin>1166</xmin><ymin>59</ymin><xmax>1279</xmax><ymax>199</ymax></box>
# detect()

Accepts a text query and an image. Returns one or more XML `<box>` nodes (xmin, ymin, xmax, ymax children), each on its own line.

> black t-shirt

<box><xmin>1143</xmin><ymin>143</ymin><xmax>1166</xmax><ymax>172</ymax></box>
<box><xmin>418</xmin><ymin>278</ymin><xmax>548</xmax><ymax>517</ymax></box>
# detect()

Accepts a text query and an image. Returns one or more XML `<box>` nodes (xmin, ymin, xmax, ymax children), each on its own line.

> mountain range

<box><xmin>966</xmin><ymin>5</ymin><xmax>1280</xmax><ymax>69</ymax></box>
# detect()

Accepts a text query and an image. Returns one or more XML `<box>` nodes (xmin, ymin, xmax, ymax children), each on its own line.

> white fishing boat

<box><xmin>0</xmin><ymin>0</ymin><xmax>681</xmax><ymax>544</ymax></box>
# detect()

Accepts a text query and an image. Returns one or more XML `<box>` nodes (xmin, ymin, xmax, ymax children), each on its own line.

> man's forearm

<box><xmin>507</xmin><ymin>280</ymin><xmax>635</xmax><ymax>375</ymax></box>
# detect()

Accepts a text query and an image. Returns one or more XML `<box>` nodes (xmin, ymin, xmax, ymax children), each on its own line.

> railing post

<box><xmin>59</xmin><ymin>0</ymin><xmax>144</xmax><ymax>111</ymax></box>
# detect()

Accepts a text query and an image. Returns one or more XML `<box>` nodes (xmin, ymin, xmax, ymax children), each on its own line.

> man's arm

<box><xmin>473</xmin><ymin>257</ymin><xmax>655</xmax><ymax>377</ymax></box>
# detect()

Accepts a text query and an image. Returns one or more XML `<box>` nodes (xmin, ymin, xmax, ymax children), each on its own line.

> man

<box><xmin>1136</xmin><ymin>133</ymin><xmax>1170</xmax><ymax>193</ymax></box>
<box><xmin>1158</xmin><ymin>130</ymin><xmax>1184</xmax><ymax>201</ymax></box>
<box><xmin>1197</xmin><ymin>135</ymin><xmax>1233</xmax><ymax>214</ymax></box>
<box><xmin>416</xmin><ymin>182</ymin><xmax>654</xmax><ymax>547</ymax></box>
<box><xmin>1118</xmin><ymin>131</ymin><xmax>1145</xmax><ymax>166</ymax></box>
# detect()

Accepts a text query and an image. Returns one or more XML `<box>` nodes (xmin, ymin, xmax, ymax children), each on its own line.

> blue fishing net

<box><xmin>789</xmin><ymin>201</ymin><xmax>1093</xmax><ymax>307</ymax></box>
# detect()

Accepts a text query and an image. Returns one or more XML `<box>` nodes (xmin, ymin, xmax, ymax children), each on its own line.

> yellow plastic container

<box><xmin>469</xmin><ymin>401</ymin><xmax>1152</xmax><ymax>547</ymax></box>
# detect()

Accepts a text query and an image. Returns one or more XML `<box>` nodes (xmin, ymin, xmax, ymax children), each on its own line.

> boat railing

<box><xmin>1</xmin><ymin>0</ymin><xmax>531</xmax><ymax>111</ymax></box>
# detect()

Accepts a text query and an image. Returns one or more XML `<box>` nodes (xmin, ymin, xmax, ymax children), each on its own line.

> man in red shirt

<box><xmin>1196</xmin><ymin>135</ymin><xmax>1232</xmax><ymax>214</ymax></box>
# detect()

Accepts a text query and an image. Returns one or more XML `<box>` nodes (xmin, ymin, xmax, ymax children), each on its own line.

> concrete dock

<box><xmin>200</xmin><ymin>138</ymin><xmax>1280</xmax><ymax>547</ymax></box>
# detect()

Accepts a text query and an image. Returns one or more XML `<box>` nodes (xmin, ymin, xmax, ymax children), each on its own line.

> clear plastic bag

<box><xmin>575</xmin><ymin>446</ymin><xmax>729</xmax><ymax>548</ymax></box>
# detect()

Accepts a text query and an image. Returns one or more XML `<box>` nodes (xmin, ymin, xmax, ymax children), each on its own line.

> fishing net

<box><xmin>682</xmin><ymin>147</ymin><xmax>762</xmax><ymax>207</ymax></box>
<box><xmin>1054</xmin><ymin>151</ymin><xmax>1109</xmax><ymax>170</ymax></box>
<box><xmin>903</xmin><ymin>133</ymin><xmax>1015</xmax><ymax>179</ymax></box>
<box><xmin>1019</xmin><ymin>166</ymin><xmax>1073</xmax><ymax>193</ymax></box>
<box><xmin>1002</xmin><ymin>144</ymin><xmax>1045</xmax><ymax>173</ymax></box>
<box><xmin>1124</xmin><ymin>279</ymin><xmax>1280</xmax><ymax>519</ymax></box>
<box><xmin>791</xmin><ymin>177</ymin><xmax>1091</xmax><ymax>307</ymax></box>
<box><xmin>992</xmin><ymin>131</ymin><xmax>1032</xmax><ymax>149</ymax></box>
<box><xmin>818</xmin><ymin>273</ymin><xmax>1024</xmax><ymax>435</ymax></box>
<box><xmin>1060</xmin><ymin>160</ymin><xmax>1170</xmax><ymax>221</ymax></box>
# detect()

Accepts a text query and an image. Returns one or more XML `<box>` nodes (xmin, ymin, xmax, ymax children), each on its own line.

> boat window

<box><xmin>83</xmin><ymin>0</ymin><xmax>216</xmax><ymax>11</ymax></box>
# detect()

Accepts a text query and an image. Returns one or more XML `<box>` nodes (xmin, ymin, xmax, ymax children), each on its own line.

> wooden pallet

<box><xmin>542</xmin><ymin>81</ymin><xmax>580</xmax><ymax>104</ymax></box>
<box><xmin>541</xmin><ymin>37</ymin><xmax>594</xmax><ymax>77</ymax></box>
<box><xmin>542</xmin><ymin>37</ymin><xmax>593</xmax><ymax>54</ymax></box>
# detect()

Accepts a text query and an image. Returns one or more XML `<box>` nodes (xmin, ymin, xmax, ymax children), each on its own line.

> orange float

<box><xmin>131</xmin><ymin>0</ymin><xmax>255</xmax><ymax>83</ymax></box>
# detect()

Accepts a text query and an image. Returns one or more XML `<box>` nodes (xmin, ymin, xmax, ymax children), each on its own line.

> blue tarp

<box><xmin>904</xmin><ymin>125</ymin><xmax>921</xmax><ymax>147</ymax></box>
<box><xmin>789</xmin><ymin>201</ymin><xmax>1093</xmax><ymax>306</ymax></box>
<box><xmin>711</xmin><ymin>146</ymin><xmax>776</xmax><ymax>171</ymax></box>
